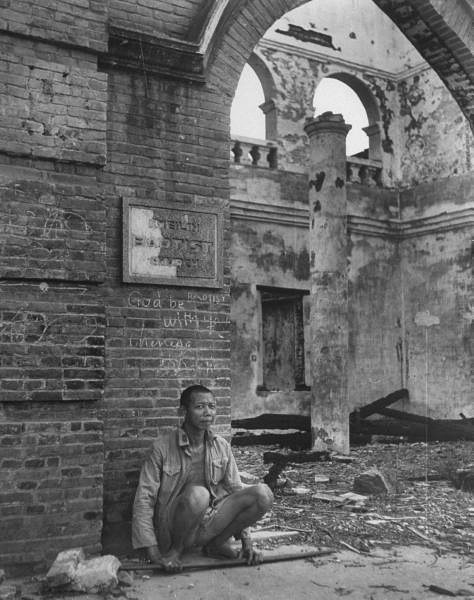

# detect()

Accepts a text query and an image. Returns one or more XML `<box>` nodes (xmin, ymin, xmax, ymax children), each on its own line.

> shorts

<box><xmin>194</xmin><ymin>495</ymin><xmax>233</xmax><ymax>545</ymax></box>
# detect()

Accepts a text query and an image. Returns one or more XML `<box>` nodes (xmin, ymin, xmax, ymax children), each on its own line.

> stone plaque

<box><xmin>122</xmin><ymin>199</ymin><xmax>223</xmax><ymax>288</ymax></box>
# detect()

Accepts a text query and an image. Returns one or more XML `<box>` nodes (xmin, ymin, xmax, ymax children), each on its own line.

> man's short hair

<box><xmin>180</xmin><ymin>384</ymin><xmax>212</xmax><ymax>409</ymax></box>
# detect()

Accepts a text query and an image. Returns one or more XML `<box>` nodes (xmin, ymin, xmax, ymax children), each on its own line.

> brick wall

<box><xmin>108</xmin><ymin>0</ymin><xmax>203</xmax><ymax>41</ymax></box>
<box><xmin>0</xmin><ymin>0</ymin><xmax>107</xmax><ymax>51</ymax></box>
<box><xmin>0</xmin><ymin>36</ymin><xmax>107</xmax><ymax>164</ymax></box>
<box><xmin>0</xmin><ymin>417</ymin><xmax>103</xmax><ymax>575</ymax></box>
<box><xmin>0</xmin><ymin>170</ymin><xmax>106</xmax><ymax>281</ymax></box>
<box><xmin>99</xmin><ymin>67</ymin><xmax>232</xmax><ymax>553</ymax></box>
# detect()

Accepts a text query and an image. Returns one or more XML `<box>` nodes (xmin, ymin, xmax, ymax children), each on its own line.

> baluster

<box><xmin>358</xmin><ymin>165</ymin><xmax>369</xmax><ymax>186</ymax></box>
<box><xmin>249</xmin><ymin>145</ymin><xmax>261</xmax><ymax>166</ymax></box>
<box><xmin>231</xmin><ymin>140</ymin><xmax>243</xmax><ymax>164</ymax></box>
<box><xmin>267</xmin><ymin>146</ymin><xmax>278</xmax><ymax>169</ymax></box>
<box><xmin>372</xmin><ymin>166</ymin><xmax>382</xmax><ymax>187</ymax></box>
<box><xmin>346</xmin><ymin>161</ymin><xmax>353</xmax><ymax>183</ymax></box>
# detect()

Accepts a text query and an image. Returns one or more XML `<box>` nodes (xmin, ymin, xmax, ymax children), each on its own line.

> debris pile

<box><xmin>233</xmin><ymin>440</ymin><xmax>474</xmax><ymax>556</ymax></box>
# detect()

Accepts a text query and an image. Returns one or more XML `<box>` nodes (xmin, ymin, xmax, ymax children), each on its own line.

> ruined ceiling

<box><xmin>168</xmin><ymin>0</ymin><xmax>473</xmax><ymax>128</ymax></box>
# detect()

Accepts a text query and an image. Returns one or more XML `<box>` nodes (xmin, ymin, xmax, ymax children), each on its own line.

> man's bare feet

<box><xmin>203</xmin><ymin>540</ymin><xmax>240</xmax><ymax>559</ymax></box>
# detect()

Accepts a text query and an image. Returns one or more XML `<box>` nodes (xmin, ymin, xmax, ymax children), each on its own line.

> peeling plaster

<box><xmin>398</xmin><ymin>69</ymin><xmax>473</xmax><ymax>186</ymax></box>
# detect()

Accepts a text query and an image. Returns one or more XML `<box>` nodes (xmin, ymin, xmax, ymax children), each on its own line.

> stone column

<box><xmin>304</xmin><ymin>112</ymin><xmax>351</xmax><ymax>454</ymax></box>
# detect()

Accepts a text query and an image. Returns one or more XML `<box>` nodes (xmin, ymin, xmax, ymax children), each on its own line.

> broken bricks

<box><xmin>45</xmin><ymin>549</ymin><xmax>121</xmax><ymax>593</ymax></box>
<box><xmin>45</xmin><ymin>548</ymin><xmax>85</xmax><ymax>588</ymax></box>
<box><xmin>71</xmin><ymin>555</ymin><xmax>122</xmax><ymax>593</ymax></box>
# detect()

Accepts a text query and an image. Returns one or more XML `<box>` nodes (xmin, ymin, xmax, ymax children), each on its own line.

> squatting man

<box><xmin>132</xmin><ymin>385</ymin><xmax>274</xmax><ymax>572</ymax></box>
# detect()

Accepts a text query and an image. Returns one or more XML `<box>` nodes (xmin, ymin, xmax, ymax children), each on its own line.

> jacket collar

<box><xmin>178</xmin><ymin>424</ymin><xmax>215</xmax><ymax>447</ymax></box>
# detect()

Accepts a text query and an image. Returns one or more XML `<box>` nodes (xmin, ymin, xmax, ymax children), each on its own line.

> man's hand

<box><xmin>145</xmin><ymin>546</ymin><xmax>183</xmax><ymax>573</ymax></box>
<box><xmin>240</xmin><ymin>537</ymin><xmax>263</xmax><ymax>565</ymax></box>
<box><xmin>158</xmin><ymin>549</ymin><xmax>183</xmax><ymax>573</ymax></box>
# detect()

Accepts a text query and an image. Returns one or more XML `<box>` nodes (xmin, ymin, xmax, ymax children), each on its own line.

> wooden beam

<box><xmin>354</xmin><ymin>389</ymin><xmax>408</xmax><ymax>420</ymax></box>
<box><xmin>232</xmin><ymin>414</ymin><xmax>311</xmax><ymax>431</ymax></box>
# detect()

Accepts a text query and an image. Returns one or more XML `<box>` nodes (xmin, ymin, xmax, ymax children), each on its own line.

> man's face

<box><xmin>184</xmin><ymin>392</ymin><xmax>217</xmax><ymax>430</ymax></box>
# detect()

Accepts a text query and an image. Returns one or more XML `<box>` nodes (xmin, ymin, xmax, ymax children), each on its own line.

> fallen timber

<box><xmin>231</xmin><ymin>388</ymin><xmax>474</xmax><ymax>446</ymax></box>
<box><xmin>352</xmin><ymin>414</ymin><xmax>474</xmax><ymax>442</ymax></box>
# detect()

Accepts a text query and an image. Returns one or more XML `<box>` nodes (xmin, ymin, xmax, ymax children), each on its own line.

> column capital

<box><xmin>304</xmin><ymin>112</ymin><xmax>352</xmax><ymax>138</ymax></box>
<box><xmin>259</xmin><ymin>99</ymin><xmax>276</xmax><ymax>115</ymax></box>
<box><xmin>362</xmin><ymin>123</ymin><xmax>380</xmax><ymax>136</ymax></box>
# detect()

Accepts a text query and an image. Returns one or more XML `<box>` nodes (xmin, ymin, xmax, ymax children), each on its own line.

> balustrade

<box><xmin>230</xmin><ymin>138</ymin><xmax>383</xmax><ymax>186</ymax></box>
<box><xmin>230</xmin><ymin>136</ymin><xmax>277</xmax><ymax>169</ymax></box>
<box><xmin>346</xmin><ymin>157</ymin><xmax>382</xmax><ymax>187</ymax></box>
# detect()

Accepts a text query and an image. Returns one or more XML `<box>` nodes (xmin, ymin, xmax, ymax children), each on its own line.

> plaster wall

<box><xmin>230</xmin><ymin>169</ymin><xmax>473</xmax><ymax>420</ymax></box>
<box><xmin>230</xmin><ymin>170</ymin><xmax>311</xmax><ymax>418</ymax></box>
<box><xmin>399</xmin><ymin>175</ymin><xmax>473</xmax><ymax>417</ymax></box>
<box><xmin>346</xmin><ymin>185</ymin><xmax>404</xmax><ymax>409</ymax></box>
<box><xmin>397</xmin><ymin>68</ymin><xmax>474</xmax><ymax>187</ymax></box>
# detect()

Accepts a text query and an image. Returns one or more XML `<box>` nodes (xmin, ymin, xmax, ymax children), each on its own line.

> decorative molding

<box><xmin>348</xmin><ymin>208</ymin><xmax>474</xmax><ymax>238</ymax></box>
<box><xmin>258</xmin><ymin>38</ymin><xmax>429</xmax><ymax>82</ymax></box>
<box><xmin>231</xmin><ymin>199</ymin><xmax>309</xmax><ymax>228</ymax></box>
<box><xmin>231</xmin><ymin>198</ymin><xmax>474</xmax><ymax>239</ymax></box>
<box><xmin>99</xmin><ymin>26</ymin><xmax>205</xmax><ymax>83</ymax></box>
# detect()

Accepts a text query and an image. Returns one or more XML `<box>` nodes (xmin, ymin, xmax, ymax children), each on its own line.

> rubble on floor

<box><xmin>233</xmin><ymin>440</ymin><xmax>474</xmax><ymax>556</ymax></box>
<box><xmin>45</xmin><ymin>551</ymin><xmax>121</xmax><ymax>593</ymax></box>
<box><xmin>2</xmin><ymin>441</ymin><xmax>472</xmax><ymax>599</ymax></box>
<box><xmin>353</xmin><ymin>467</ymin><xmax>394</xmax><ymax>495</ymax></box>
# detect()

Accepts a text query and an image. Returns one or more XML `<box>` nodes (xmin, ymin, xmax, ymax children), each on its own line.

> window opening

<box><xmin>313</xmin><ymin>78</ymin><xmax>369</xmax><ymax>157</ymax></box>
<box><xmin>259</xmin><ymin>287</ymin><xmax>308</xmax><ymax>392</ymax></box>
<box><xmin>231</xmin><ymin>64</ymin><xmax>266</xmax><ymax>140</ymax></box>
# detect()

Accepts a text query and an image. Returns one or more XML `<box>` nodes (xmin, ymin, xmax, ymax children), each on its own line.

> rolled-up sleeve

<box><xmin>131</xmin><ymin>445</ymin><xmax>162</xmax><ymax>549</ymax></box>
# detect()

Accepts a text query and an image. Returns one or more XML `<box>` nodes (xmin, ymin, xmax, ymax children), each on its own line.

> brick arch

<box><xmin>205</xmin><ymin>0</ymin><xmax>473</xmax><ymax>128</ymax></box>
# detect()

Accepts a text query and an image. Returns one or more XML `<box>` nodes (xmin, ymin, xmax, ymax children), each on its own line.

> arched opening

<box><xmin>313</xmin><ymin>77</ymin><xmax>376</xmax><ymax>158</ymax></box>
<box><xmin>230</xmin><ymin>64</ymin><xmax>266</xmax><ymax>140</ymax></box>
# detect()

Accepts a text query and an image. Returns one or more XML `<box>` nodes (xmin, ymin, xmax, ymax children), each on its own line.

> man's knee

<box><xmin>177</xmin><ymin>485</ymin><xmax>210</xmax><ymax>514</ymax></box>
<box><xmin>250</xmin><ymin>483</ymin><xmax>274</xmax><ymax>512</ymax></box>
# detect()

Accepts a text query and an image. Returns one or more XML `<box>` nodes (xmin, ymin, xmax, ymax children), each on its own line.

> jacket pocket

<box><xmin>210</xmin><ymin>459</ymin><xmax>226</xmax><ymax>485</ymax></box>
<box><xmin>161</xmin><ymin>464</ymin><xmax>181</xmax><ymax>496</ymax></box>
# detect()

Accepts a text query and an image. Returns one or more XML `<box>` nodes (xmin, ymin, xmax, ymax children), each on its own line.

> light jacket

<box><xmin>131</xmin><ymin>426</ymin><xmax>244</xmax><ymax>552</ymax></box>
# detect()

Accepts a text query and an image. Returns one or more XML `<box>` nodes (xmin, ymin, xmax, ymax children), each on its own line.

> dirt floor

<box><xmin>7</xmin><ymin>441</ymin><xmax>474</xmax><ymax>599</ymax></box>
<box><xmin>128</xmin><ymin>545</ymin><xmax>473</xmax><ymax>600</ymax></box>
